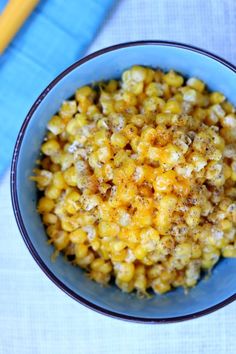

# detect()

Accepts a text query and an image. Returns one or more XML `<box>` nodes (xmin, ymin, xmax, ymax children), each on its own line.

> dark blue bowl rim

<box><xmin>11</xmin><ymin>40</ymin><xmax>236</xmax><ymax>324</ymax></box>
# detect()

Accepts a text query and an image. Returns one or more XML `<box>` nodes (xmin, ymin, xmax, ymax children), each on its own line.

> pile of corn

<box><xmin>32</xmin><ymin>66</ymin><xmax>236</xmax><ymax>295</ymax></box>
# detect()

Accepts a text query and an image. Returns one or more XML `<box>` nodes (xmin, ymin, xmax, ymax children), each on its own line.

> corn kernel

<box><xmin>38</xmin><ymin>197</ymin><xmax>55</xmax><ymax>213</ymax></box>
<box><xmin>69</xmin><ymin>229</ymin><xmax>87</xmax><ymax>243</ymax></box>
<box><xmin>47</xmin><ymin>115</ymin><xmax>65</xmax><ymax>135</ymax></box>
<box><xmin>162</xmin><ymin>100</ymin><xmax>181</xmax><ymax>114</ymax></box>
<box><xmin>41</xmin><ymin>140</ymin><xmax>60</xmax><ymax>156</ymax></box>
<box><xmin>111</xmin><ymin>132</ymin><xmax>128</xmax><ymax>148</ymax></box>
<box><xmin>187</xmin><ymin>77</ymin><xmax>205</xmax><ymax>92</ymax></box>
<box><xmin>210</xmin><ymin>92</ymin><xmax>225</xmax><ymax>104</ymax></box>
<box><xmin>163</xmin><ymin>70</ymin><xmax>184</xmax><ymax>88</ymax></box>
<box><xmin>98</xmin><ymin>221</ymin><xmax>120</xmax><ymax>237</ymax></box>
<box><xmin>116</xmin><ymin>262</ymin><xmax>135</xmax><ymax>282</ymax></box>
<box><xmin>153</xmin><ymin>170</ymin><xmax>176</xmax><ymax>193</ymax></box>
<box><xmin>185</xmin><ymin>206</ymin><xmax>201</xmax><ymax>228</ymax></box>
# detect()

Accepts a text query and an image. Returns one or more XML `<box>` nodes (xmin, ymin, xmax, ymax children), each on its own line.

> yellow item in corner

<box><xmin>0</xmin><ymin>0</ymin><xmax>39</xmax><ymax>54</ymax></box>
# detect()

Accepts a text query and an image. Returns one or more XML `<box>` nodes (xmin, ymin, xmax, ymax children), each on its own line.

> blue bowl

<box><xmin>11</xmin><ymin>41</ymin><xmax>236</xmax><ymax>323</ymax></box>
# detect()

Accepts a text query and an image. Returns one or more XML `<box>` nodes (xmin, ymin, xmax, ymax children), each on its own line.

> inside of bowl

<box><xmin>16</xmin><ymin>43</ymin><xmax>236</xmax><ymax>320</ymax></box>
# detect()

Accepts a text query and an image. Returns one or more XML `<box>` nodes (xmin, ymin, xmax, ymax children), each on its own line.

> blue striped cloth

<box><xmin>0</xmin><ymin>0</ymin><xmax>115</xmax><ymax>177</ymax></box>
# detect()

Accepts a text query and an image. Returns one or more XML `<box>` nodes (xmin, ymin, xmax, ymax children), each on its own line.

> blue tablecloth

<box><xmin>0</xmin><ymin>0</ymin><xmax>115</xmax><ymax>177</ymax></box>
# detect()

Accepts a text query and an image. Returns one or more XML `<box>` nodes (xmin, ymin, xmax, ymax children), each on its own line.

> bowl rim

<box><xmin>11</xmin><ymin>40</ymin><xmax>236</xmax><ymax>324</ymax></box>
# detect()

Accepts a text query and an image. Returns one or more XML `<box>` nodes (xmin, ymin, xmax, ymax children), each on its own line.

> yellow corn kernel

<box><xmin>222</xmin><ymin>100</ymin><xmax>235</xmax><ymax>114</ymax></box>
<box><xmin>52</xmin><ymin>171</ymin><xmax>66</xmax><ymax>189</ymax></box>
<box><xmin>141</xmin><ymin>227</ymin><xmax>160</xmax><ymax>250</ymax></box>
<box><xmin>133</xmin><ymin>209</ymin><xmax>153</xmax><ymax>228</ymax></box>
<box><xmin>134</xmin><ymin>274</ymin><xmax>147</xmax><ymax>293</ymax></box>
<box><xmin>160</xmin><ymin>143</ymin><xmax>183</xmax><ymax>166</ymax></box>
<box><xmin>66</xmin><ymin>114</ymin><xmax>88</xmax><ymax>135</ymax></box>
<box><xmin>110</xmin><ymin>240</ymin><xmax>126</xmax><ymax>253</ymax></box>
<box><xmin>143</xmin><ymin>96</ymin><xmax>164</xmax><ymax>113</ymax></box>
<box><xmin>220</xmin><ymin>219</ymin><xmax>233</xmax><ymax>231</ymax></box>
<box><xmin>173</xmin><ymin>177</ymin><xmax>190</xmax><ymax>197</ymax></box>
<box><xmin>116</xmin><ymin>278</ymin><xmax>134</xmax><ymax>293</ymax></box>
<box><xmin>154</xmin><ymin>195</ymin><xmax>177</xmax><ymax>233</ymax></box>
<box><xmin>76</xmin><ymin>86</ymin><xmax>93</xmax><ymax>101</ymax></box>
<box><xmin>210</xmin><ymin>92</ymin><xmax>225</xmax><ymax>104</ymax></box>
<box><xmin>98</xmin><ymin>221</ymin><xmax>120</xmax><ymax>238</ymax></box>
<box><xmin>97</xmin><ymin>117</ymin><xmax>109</xmax><ymax>130</ymax></box>
<box><xmin>91</xmin><ymin>259</ymin><xmax>112</xmax><ymax>274</ymax></box>
<box><xmin>90</xmin><ymin>238</ymin><xmax>101</xmax><ymax>251</ymax></box>
<box><xmin>47</xmin><ymin>115</ymin><xmax>65</xmax><ymax>135</ymax></box>
<box><xmin>89</xmin><ymin>270</ymin><xmax>110</xmax><ymax>284</ymax></box>
<box><xmin>159</xmin><ymin>235</ymin><xmax>175</xmax><ymax>253</ymax></box>
<box><xmin>222</xmin><ymin>245</ymin><xmax>236</xmax><ymax>258</ymax></box>
<box><xmin>86</xmin><ymin>104</ymin><xmax>100</xmax><ymax>118</ymax></box>
<box><xmin>206</xmin><ymin>161</ymin><xmax>223</xmax><ymax>180</ymax></box>
<box><xmin>145</xmin><ymin>68</ymin><xmax>155</xmax><ymax>84</ymax></box>
<box><xmin>188</xmin><ymin>152</ymin><xmax>207</xmax><ymax>172</ymax></box>
<box><xmin>220</xmin><ymin>114</ymin><xmax>236</xmax><ymax>129</ymax></box>
<box><xmin>45</xmin><ymin>185</ymin><xmax>61</xmax><ymax>200</ymax></box>
<box><xmin>191</xmin><ymin>243</ymin><xmax>202</xmax><ymax>258</ymax></box>
<box><xmin>30</xmin><ymin>169</ymin><xmax>53</xmax><ymax>189</ymax></box>
<box><xmin>141</xmin><ymin>126</ymin><xmax>157</xmax><ymax>143</ymax></box>
<box><xmin>54</xmin><ymin>231</ymin><xmax>69</xmax><ymax>251</ymax></box>
<box><xmin>162</xmin><ymin>100</ymin><xmax>181</xmax><ymax>114</ymax></box>
<box><xmin>130</xmin><ymin>114</ymin><xmax>146</xmax><ymax>127</ymax></box>
<box><xmin>159</xmin><ymin>194</ymin><xmax>178</xmax><ymax>213</ymax></box>
<box><xmin>152</xmin><ymin>278</ymin><xmax>171</xmax><ymax>294</ymax></box>
<box><xmin>41</xmin><ymin>139</ymin><xmax>60</xmax><ymax>156</ymax></box>
<box><xmin>59</xmin><ymin>152</ymin><xmax>74</xmax><ymax>171</ymax></box>
<box><xmin>64</xmin><ymin>190</ymin><xmax>80</xmax><ymax>214</ymax></box>
<box><xmin>182</xmin><ymin>88</ymin><xmax>198</xmax><ymax>104</ymax></box>
<box><xmin>153</xmin><ymin>170</ymin><xmax>176</xmax><ymax>193</ymax></box>
<box><xmin>116</xmin><ymin>183</ymin><xmax>137</xmax><ymax>204</ymax></box>
<box><xmin>129</xmin><ymin>136</ymin><xmax>140</xmax><ymax>154</ymax></box>
<box><xmin>133</xmin><ymin>245</ymin><xmax>148</xmax><ymax>260</ymax></box>
<box><xmin>201</xmin><ymin>247</ymin><xmax>220</xmax><ymax>269</ymax></box>
<box><xmin>145</xmin><ymin>82</ymin><xmax>163</xmax><ymax>97</ymax></box>
<box><xmin>63</xmin><ymin>166</ymin><xmax>77</xmax><ymax>186</ymax></box>
<box><xmin>163</xmin><ymin>70</ymin><xmax>184</xmax><ymax>88</ymax></box>
<box><xmin>175</xmin><ymin>242</ymin><xmax>192</xmax><ymax>261</ymax></box>
<box><xmin>38</xmin><ymin>197</ymin><xmax>55</xmax><ymax>213</ymax></box>
<box><xmin>46</xmin><ymin>225</ymin><xmax>59</xmax><ymax>239</ymax></box>
<box><xmin>111</xmin><ymin>249</ymin><xmax>127</xmax><ymax>262</ymax></box>
<box><xmin>61</xmin><ymin>217</ymin><xmax>79</xmax><ymax>232</ymax></box>
<box><xmin>122</xmin><ymin>66</ymin><xmax>146</xmax><ymax>84</ymax></box>
<box><xmin>116</xmin><ymin>262</ymin><xmax>135</xmax><ymax>282</ymax></box>
<box><xmin>42</xmin><ymin>213</ymin><xmax>58</xmax><ymax>225</ymax></box>
<box><xmin>76</xmin><ymin>251</ymin><xmax>95</xmax><ymax>268</ymax></box>
<box><xmin>59</xmin><ymin>100</ymin><xmax>77</xmax><ymax>119</ymax></box>
<box><xmin>75</xmin><ymin>243</ymin><xmax>88</xmax><ymax>259</ymax></box>
<box><xmin>121</xmin><ymin>158</ymin><xmax>135</xmax><ymax>179</ymax></box>
<box><xmin>93</xmin><ymin>130</ymin><xmax>109</xmax><ymax>146</ymax></box>
<box><xmin>106</xmin><ymin>79</ymin><xmax>118</xmax><ymax>93</ymax></box>
<box><xmin>69</xmin><ymin>229</ymin><xmax>87</xmax><ymax>243</ymax></box>
<box><xmin>186</xmin><ymin>77</ymin><xmax>205</xmax><ymax>92</ymax></box>
<box><xmin>221</xmin><ymin>127</ymin><xmax>236</xmax><ymax>143</ymax></box>
<box><xmin>97</xmin><ymin>145</ymin><xmax>112</xmax><ymax>163</ymax></box>
<box><xmin>147</xmin><ymin>146</ymin><xmax>161</xmax><ymax>161</ymax></box>
<box><xmin>135</xmin><ymin>141</ymin><xmax>148</xmax><ymax>161</ymax></box>
<box><xmin>185</xmin><ymin>206</ymin><xmax>201</xmax><ymax>228</ymax></box>
<box><xmin>111</xmin><ymin>132</ymin><xmax>128</xmax><ymax>148</ymax></box>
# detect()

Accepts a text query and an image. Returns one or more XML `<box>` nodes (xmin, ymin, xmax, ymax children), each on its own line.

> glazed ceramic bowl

<box><xmin>11</xmin><ymin>41</ymin><xmax>236</xmax><ymax>323</ymax></box>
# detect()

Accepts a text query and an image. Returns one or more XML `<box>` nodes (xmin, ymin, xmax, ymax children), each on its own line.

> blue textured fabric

<box><xmin>0</xmin><ymin>0</ymin><xmax>115</xmax><ymax>177</ymax></box>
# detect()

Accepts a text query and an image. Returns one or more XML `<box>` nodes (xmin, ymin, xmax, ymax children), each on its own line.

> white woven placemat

<box><xmin>1</xmin><ymin>1</ymin><xmax>236</xmax><ymax>353</ymax></box>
